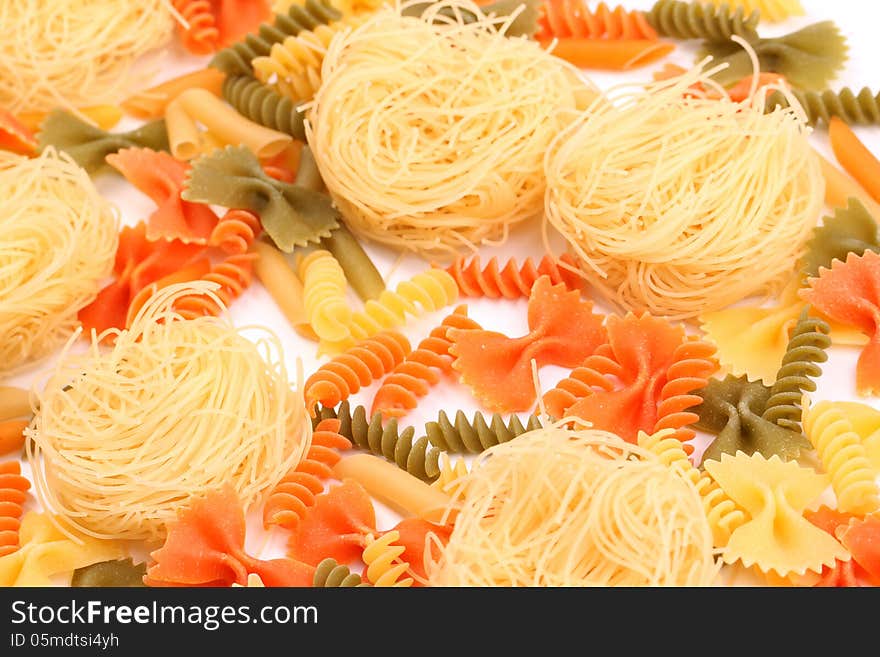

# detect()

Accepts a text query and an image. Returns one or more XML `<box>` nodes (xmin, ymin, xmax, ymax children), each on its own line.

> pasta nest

<box><xmin>27</xmin><ymin>282</ymin><xmax>311</xmax><ymax>542</ymax></box>
<box><xmin>307</xmin><ymin>0</ymin><xmax>595</xmax><ymax>256</ymax></box>
<box><xmin>0</xmin><ymin>149</ymin><xmax>118</xmax><ymax>376</ymax></box>
<box><xmin>544</xmin><ymin>66</ymin><xmax>824</xmax><ymax>320</ymax></box>
<box><xmin>427</xmin><ymin>423</ymin><xmax>720</xmax><ymax>586</ymax></box>
<box><xmin>0</xmin><ymin>0</ymin><xmax>175</xmax><ymax>113</ymax></box>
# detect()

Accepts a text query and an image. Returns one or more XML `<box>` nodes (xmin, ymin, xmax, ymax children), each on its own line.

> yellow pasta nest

<box><xmin>545</xmin><ymin>65</ymin><xmax>824</xmax><ymax>320</ymax></box>
<box><xmin>27</xmin><ymin>282</ymin><xmax>311</xmax><ymax>542</ymax></box>
<box><xmin>0</xmin><ymin>0</ymin><xmax>175</xmax><ymax>113</ymax></box>
<box><xmin>0</xmin><ymin>149</ymin><xmax>118</xmax><ymax>377</ymax></box>
<box><xmin>428</xmin><ymin>423</ymin><xmax>720</xmax><ymax>586</ymax></box>
<box><xmin>307</xmin><ymin>0</ymin><xmax>595</xmax><ymax>255</ymax></box>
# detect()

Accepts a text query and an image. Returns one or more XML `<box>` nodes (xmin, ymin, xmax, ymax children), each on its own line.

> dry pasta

<box><xmin>166</xmin><ymin>88</ymin><xmax>292</xmax><ymax>160</ymax></box>
<box><xmin>544</xmin><ymin>64</ymin><xmax>824</xmax><ymax>320</ymax></box>
<box><xmin>307</xmin><ymin>0</ymin><xmax>595</xmax><ymax>255</ymax></box>
<box><xmin>27</xmin><ymin>282</ymin><xmax>311</xmax><ymax>541</ymax></box>
<box><xmin>427</xmin><ymin>424</ymin><xmax>719</xmax><ymax>586</ymax></box>
<box><xmin>0</xmin><ymin>1</ymin><xmax>175</xmax><ymax>114</ymax></box>
<box><xmin>0</xmin><ymin>149</ymin><xmax>118</xmax><ymax>377</ymax></box>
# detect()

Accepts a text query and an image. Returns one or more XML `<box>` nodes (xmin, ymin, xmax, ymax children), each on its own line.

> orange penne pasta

<box><xmin>816</xmin><ymin>149</ymin><xmax>880</xmax><ymax>219</ymax></box>
<box><xmin>830</xmin><ymin>117</ymin><xmax>880</xmax><ymax>204</ymax></box>
<box><xmin>542</xmin><ymin>38</ymin><xmax>674</xmax><ymax>70</ymax></box>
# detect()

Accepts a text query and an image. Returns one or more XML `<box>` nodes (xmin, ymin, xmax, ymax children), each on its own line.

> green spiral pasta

<box><xmin>646</xmin><ymin>0</ymin><xmax>759</xmax><ymax>42</ymax></box>
<box><xmin>312</xmin><ymin>558</ymin><xmax>370</xmax><ymax>587</ymax></box>
<box><xmin>761</xmin><ymin>307</ymin><xmax>831</xmax><ymax>433</ymax></box>
<box><xmin>210</xmin><ymin>0</ymin><xmax>341</xmax><ymax>76</ymax></box>
<box><xmin>767</xmin><ymin>87</ymin><xmax>880</xmax><ymax>126</ymax></box>
<box><xmin>222</xmin><ymin>75</ymin><xmax>306</xmax><ymax>141</ymax></box>
<box><xmin>313</xmin><ymin>401</ymin><xmax>442</xmax><ymax>482</ymax></box>
<box><xmin>425</xmin><ymin>410</ymin><xmax>542</xmax><ymax>453</ymax></box>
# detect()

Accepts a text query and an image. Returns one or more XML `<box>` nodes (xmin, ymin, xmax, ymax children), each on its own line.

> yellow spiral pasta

<box><xmin>431</xmin><ymin>453</ymin><xmax>469</xmax><ymax>494</ymax></box>
<box><xmin>363</xmin><ymin>531</ymin><xmax>414</xmax><ymax>587</ymax></box>
<box><xmin>253</xmin><ymin>17</ymin><xmax>365</xmax><ymax>104</ymax></box>
<box><xmin>321</xmin><ymin>268</ymin><xmax>459</xmax><ymax>352</ymax></box>
<box><xmin>802</xmin><ymin>401</ymin><xmax>880</xmax><ymax>515</ymax></box>
<box><xmin>703</xmin><ymin>0</ymin><xmax>804</xmax><ymax>22</ymax></box>
<box><xmin>637</xmin><ymin>430</ymin><xmax>747</xmax><ymax>548</ymax></box>
<box><xmin>0</xmin><ymin>149</ymin><xmax>118</xmax><ymax>377</ymax></box>
<box><xmin>298</xmin><ymin>249</ymin><xmax>353</xmax><ymax>343</ymax></box>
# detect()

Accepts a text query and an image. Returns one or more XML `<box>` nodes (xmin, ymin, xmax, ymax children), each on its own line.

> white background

<box><xmin>7</xmin><ymin>0</ymin><xmax>880</xmax><ymax>572</ymax></box>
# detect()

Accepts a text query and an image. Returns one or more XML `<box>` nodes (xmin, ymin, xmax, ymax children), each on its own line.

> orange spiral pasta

<box><xmin>652</xmin><ymin>338</ymin><xmax>718</xmax><ymax>450</ymax></box>
<box><xmin>542</xmin><ymin>343</ymin><xmax>618</xmax><ymax>419</ymax></box>
<box><xmin>209</xmin><ymin>209</ymin><xmax>262</xmax><ymax>255</ymax></box>
<box><xmin>173</xmin><ymin>0</ymin><xmax>220</xmax><ymax>54</ymax></box>
<box><xmin>263</xmin><ymin>418</ymin><xmax>352</xmax><ymax>530</ymax></box>
<box><xmin>371</xmin><ymin>306</ymin><xmax>482</xmax><ymax>420</ymax></box>
<box><xmin>304</xmin><ymin>332</ymin><xmax>412</xmax><ymax>412</ymax></box>
<box><xmin>126</xmin><ymin>253</ymin><xmax>256</xmax><ymax>324</ymax></box>
<box><xmin>536</xmin><ymin>0</ymin><xmax>658</xmax><ymax>41</ymax></box>
<box><xmin>443</xmin><ymin>253</ymin><xmax>582</xmax><ymax>299</ymax></box>
<box><xmin>0</xmin><ymin>461</ymin><xmax>31</xmax><ymax>558</ymax></box>
<box><xmin>174</xmin><ymin>254</ymin><xmax>257</xmax><ymax>319</ymax></box>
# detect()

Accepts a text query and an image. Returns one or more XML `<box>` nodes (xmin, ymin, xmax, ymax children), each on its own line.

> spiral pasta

<box><xmin>637</xmin><ymin>431</ymin><xmax>747</xmax><ymax>548</ymax></box>
<box><xmin>761</xmin><ymin>308</ymin><xmax>831</xmax><ymax>433</ymax></box>
<box><xmin>222</xmin><ymin>75</ymin><xmax>307</xmax><ymax>141</ymax></box>
<box><xmin>536</xmin><ymin>1</ymin><xmax>658</xmax><ymax>41</ymax></box>
<box><xmin>0</xmin><ymin>461</ymin><xmax>30</xmax><ymax>558</ymax></box>
<box><xmin>209</xmin><ymin>209</ymin><xmax>262</xmax><ymax>255</ymax></box>
<box><xmin>802</xmin><ymin>402</ymin><xmax>879</xmax><ymax>516</ymax></box>
<box><xmin>305</xmin><ymin>332</ymin><xmax>412</xmax><ymax>411</ymax></box>
<box><xmin>173</xmin><ymin>0</ymin><xmax>220</xmax><ymax>54</ymax></box>
<box><xmin>298</xmin><ymin>250</ymin><xmax>352</xmax><ymax>343</ymax></box>
<box><xmin>263</xmin><ymin>418</ymin><xmax>352</xmax><ymax>530</ymax></box>
<box><xmin>320</xmin><ymin>269</ymin><xmax>459</xmax><ymax>352</ymax></box>
<box><xmin>425</xmin><ymin>410</ymin><xmax>543</xmax><ymax>453</ymax></box>
<box><xmin>313</xmin><ymin>402</ymin><xmax>443</xmax><ymax>482</ymax></box>
<box><xmin>371</xmin><ymin>306</ymin><xmax>481</xmax><ymax>420</ymax></box>
<box><xmin>432</xmin><ymin>453</ymin><xmax>469</xmax><ymax>494</ymax></box>
<box><xmin>542</xmin><ymin>344</ymin><xmax>619</xmax><ymax>419</ymax></box>
<box><xmin>128</xmin><ymin>253</ymin><xmax>257</xmax><ymax>325</ymax></box>
<box><xmin>363</xmin><ymin>531</ymin><xmax>413</xmax><ymax>587</ymax></box>
<box><xmin>652</xmin><ymin>338</ymin><xmax>718</xmax><ymax>446</ymax></box>
<box><xmin>702</xmin><ymin>0</ymin><xmax>803</xmax><ymax>22</ymax></box>
<box><xmin>442</xmin><ymin>253</ymin><xmax>582</xmax><ymax>299</ymax></box>
<box><xmin>210</xmin><ymin>0</ymin><xmax>341</xmax><ymax>76</ymax></box>
<box><xmin>645</xmin><ymin>0</ymin><xmax>759</xmax><ymax>42</ymax></box>
<box><xmin>768</xmin><ymin>88</ymin><xmax>880</xmax><ymax>127</ymax></box>
<box><xmin>253</xmin><ymin>16</ymin><xmax>364</xmax><ymax>104</ymax></box>
<box><xmin>312</xmin><ymin>558</ymin><xmax>369</xmax><ymax>587</ymax></box>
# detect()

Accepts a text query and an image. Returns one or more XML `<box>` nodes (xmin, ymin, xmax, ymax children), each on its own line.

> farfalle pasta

<box><xmin>704</xmin><ymin>452</ymin><xmax>848</xmax><ymax>578</ymax></box>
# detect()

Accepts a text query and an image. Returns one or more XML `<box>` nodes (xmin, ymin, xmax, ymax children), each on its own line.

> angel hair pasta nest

<box><xmin>427</xmin><ymin>424</ymin><xmax>719</xmax><ymax>586</ymax></box>
<box><xmin>27</xmin><ymin>282</ymin><xmax>311</xmax><ymax>542</ymax></box>
<box><xmin>306</xmin><ymin>0</ymin><xmax>595</xmax><ymax>256</ymax></box>
<box><xmin>0</xmin><ymin>149</ymin><xmax>118</xmax><ymax>377</ymax></box>
<box><xmin>544</xmin><ymin>65</ymin><xmax>824</xmax><ymax>320</ymax></box>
